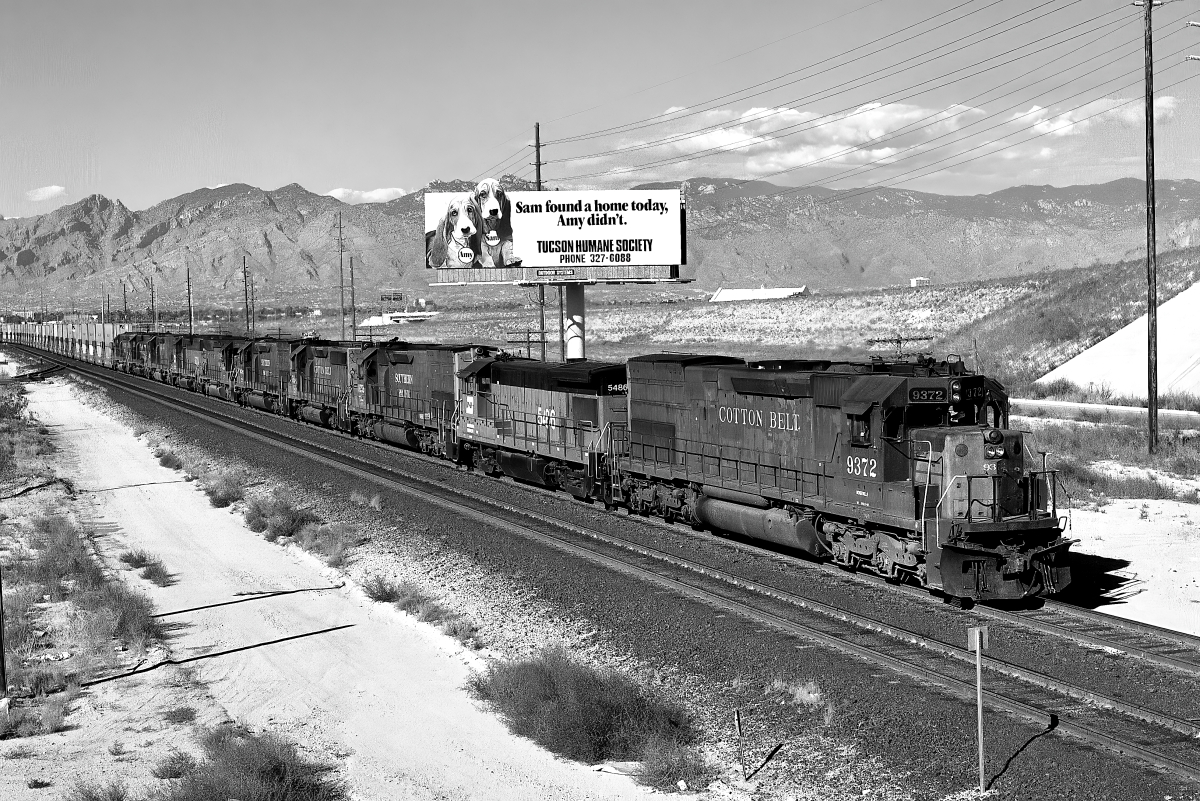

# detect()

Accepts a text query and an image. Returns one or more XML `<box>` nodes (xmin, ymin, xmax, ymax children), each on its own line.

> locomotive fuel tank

<box><xmin>694</xmin><ymin>494</ymin><xmax>823</xmax><ymax>556</ymax></box>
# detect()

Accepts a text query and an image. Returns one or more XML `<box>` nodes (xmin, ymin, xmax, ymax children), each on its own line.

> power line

<box><xmin>454</xmin><ymin>0</ymin><xmax>893</xmax><ymax>172</ymax></box>
<box><xmin>547</xmin><ymin>0</ymin><xmax>1028</xmax><ymax>146</ymax></box>
<box><xmin>556</xmin><ymin>7</ymin><xmax>1143</xmax><ymax>183</ymax></box>
<box><xmin>547</xmin><ymin>3</ymin><xmax>1127</xmax><ymax>171</ymax></box>
<box><xmin>689</xmin><ymin>67</ymin><xmax>1200</xmax><ymax>234</ymax></box>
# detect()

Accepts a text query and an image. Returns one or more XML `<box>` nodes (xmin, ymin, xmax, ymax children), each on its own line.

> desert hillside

<box><xmin>4</xmin><ymin>176</ymin><xmax>1200</xmax><ymax>309</ymax></box>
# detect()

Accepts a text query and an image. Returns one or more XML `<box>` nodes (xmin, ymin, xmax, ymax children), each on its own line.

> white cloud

<box><xmin>1017</xmin><ymin>96</ymin><xmax>1178</xmax><ymax>138</ymax></box>
<box><xmin>324</xmin><ymin>187</ymin><xmax>406</xmax><ymax>204</ymax></box>
<box><xmin>25</xmin><ymin>185</ymin><xmax>67</xmax><ymax>202</ymax></box>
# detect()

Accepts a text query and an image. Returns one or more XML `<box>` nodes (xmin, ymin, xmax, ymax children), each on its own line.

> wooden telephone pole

<box><xmin>337</xmin><ymin>212</ymin><xmax>346</xmax><ymax>340</ymax></box>
<box><xmin>1140</xmin><ymin>0</ymin><xmax>1160</xmax><ymax>454</ymax></box>
<box><xmin>243</xmin><ymin>255</ymin><xmax>252</xmax><ymax>334</ymax></box>
<box><xmin>535</xmin><ymin>122</ymin><xmax>547</xmax><ymax>362</ymax></box>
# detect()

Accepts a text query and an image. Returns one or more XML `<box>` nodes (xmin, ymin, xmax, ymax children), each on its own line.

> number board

<box><xmin>908</xmin><ymin>387</ymin><xmax>947</xmax><ymax>403</ymax></box>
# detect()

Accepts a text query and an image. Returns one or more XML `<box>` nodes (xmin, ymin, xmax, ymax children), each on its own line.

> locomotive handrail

<box><xmin>934</xmin><ymin>475</ymin><xmax>970</xmax><ymax>547</ymax></box>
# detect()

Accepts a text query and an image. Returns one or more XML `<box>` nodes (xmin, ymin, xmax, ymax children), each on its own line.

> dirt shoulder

<box><xmin>10</xmin><ymin>373</ymin><xmax>652</xmax><ymax>800</ymax></box>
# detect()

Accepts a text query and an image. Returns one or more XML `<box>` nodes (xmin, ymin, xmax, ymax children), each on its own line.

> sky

<box><xmin>4</xmin><ymin>0</ymin><xmax>1200</xmax><ymax>218</ymax></box>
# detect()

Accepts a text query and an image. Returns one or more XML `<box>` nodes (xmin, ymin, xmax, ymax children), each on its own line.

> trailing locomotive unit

<box><xmin>615</xmin><ymin>354</ymin><xmax>1072</xmax><ymax>601</ymax></box>
<box><xmin>455</xmin><ymin>356</ymin><xmax>627</xmax><ymax>496</ymax></box>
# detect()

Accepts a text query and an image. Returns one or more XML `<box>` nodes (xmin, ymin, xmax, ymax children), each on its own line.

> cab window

<box><xmin>850</xmin><ymin>414</ymin><xmax>871</xmax><ymax>446</ymax></box>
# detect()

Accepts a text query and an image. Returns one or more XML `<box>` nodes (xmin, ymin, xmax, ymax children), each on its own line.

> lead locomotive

<box><xmin>3</xmin><ymin>323</ymin><xmax>1073</xmax><ymax>602</ymax></box>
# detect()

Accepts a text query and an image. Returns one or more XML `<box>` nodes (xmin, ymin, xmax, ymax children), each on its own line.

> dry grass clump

<box><xmin>162</xmin><ymin>706</ymin><xmax>197</xmax><ymax>724</ymax></box>
<box><xmin>390</xmin><ymin>581</ymin><xmax>432</xmax><ymax>614</ymax></box>
<box><xmin>151</xmin><ymin>751</ymin><xmax>198</xmax><ymax>779</ymax></box>
<box><xmin>244</xmin><ymin>491</ymin><xmax>320</xmax><ymax>542</ymax></box>
<box><xmin>15</xmin><ymin>515</ymin><xmax>107</xmax><ymax>602</ymax></box>
<box><xmin>139</xmin><ymin>560</ymin><xmax>174</xmax><ymax>587</ymax></box>
<box><xmin>203</xmin><ymin>468</ymin><xmax>247</xmax><ymax>508</ymax></box>
<box><xmin>295</xmin><ymin>522</ymin><xmax>362</xmax><ymax>567</ymax></box>
<box><xmin>361</xmin><ymin>575</ymin><xmax>403</xmax><ymax>603</ymax></box>
<box><xmin>467</xmin><ymin>647</ymin><xmax>705</xmax><ymax>788</ymax></box>
<box><xmin>155</xmin><ymin>448</ymin><xmax>184</xmax><ymax>471</ymax></box>
<box><xmin>132</xmin><ymin>726</ymin><xmax>348</xmax><ymax>801</ymax></box>
<box><xmin>64</xmin><ymin>781</ymin><xmax>129</xmax><ymax>801</ymax></box>
<box><xmin>349</xmin><ymin>491</ymin><xmax>384</xmax><ymax>511</ymax></box>
<box><xmin>118</xmin><ymin>549</ymin><xmax>155</xmax><ymax>569</ymax></box>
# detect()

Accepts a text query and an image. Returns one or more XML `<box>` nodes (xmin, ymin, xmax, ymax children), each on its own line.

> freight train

<box><xmin>1</xmin><ymin>323</ymin><xmax>1073</xmax><ymax>603</ymax></box>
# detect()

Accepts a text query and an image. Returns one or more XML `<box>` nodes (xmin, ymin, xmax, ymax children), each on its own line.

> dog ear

<box><xmin>427</xmin><ymin>211</ymin><xmax>450</xmax><ymax>268</ymax></box>
<box><xmin>469</xmin><ymin>201</ymin><xmax>485</xmax><ymax>261</ymax></box>
<box><xmin>497</xmin><ymin>188</ymin><xmax>513</xmax><ymax>241</ymax></box>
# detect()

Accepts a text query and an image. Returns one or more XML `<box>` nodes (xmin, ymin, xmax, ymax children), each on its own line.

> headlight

<box><xmin>993</xmin><ymin>446</ymin><xmax>1005</xmax><ymax>458</ymax></box>
<box><xmin>985</xmin><ymin>429</ymin><xmax>1003</xmax><ymax>444</ymax></box>
<box><xmin>951</xmin><ymin>380</ymin><xmax>962</xmax><ymax>392</ymax></box>
<box><xmin>985</xmin><ymin>445</ymin><xmax>997</xmax><ymax>458</ymax></box>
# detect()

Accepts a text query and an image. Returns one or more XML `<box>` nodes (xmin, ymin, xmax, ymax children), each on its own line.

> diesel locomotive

<box><xmin>3</xmin><ymin>323</ymin><xmax>1073</xmax><ymax>602</ymax></box>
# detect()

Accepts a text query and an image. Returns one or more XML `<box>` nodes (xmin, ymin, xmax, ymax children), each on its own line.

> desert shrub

<box><xmin>152</xmin><ymin>751</ymin><xmax>198</xmax><ymax>779</ymax></box>
<box><xmin>203</xmin><ymin>469</ymin><xmax>246</xmax><ymax>508</ymax></box>
<box><xmin>64</xmin><ymin>781</ymin><xmax>128</xmax><ymax>801</ymax></box>
<box><xmin>145</xmin><ymin>727</ymin><xmax>347</xmax><ymax>801</ymax></box>
<box><xmin>157</xmin><ymin>450</ymin><xmax>184</xmax><ymax>470</ymax></box>
<box><xmin>468</xmin><ymin>647</ymin><xmax>695</xmax><ymax>767</ymax></box>
<box><xmin>391</xmin><ymin>582</ymin><xmax>432</xmax><ymax>614</ymax></box>
<box><xmin>118</xmin><ymin>549</ymin><xmax>155</xmax><ymax>569</ymax></box>
<box><xmin>442</xmin><ymin>617</ymin><xmax>480</xmax><ymax>648</ymax></box>
<box><xmin>162</xmin><ymin>706</ymin><xmax>197</xmax><ymax>724</ymax></box>
<box><xmin>1</xmin><ymin>585</ymin><xmax>38</xmax><ymax>655</ymax></box>
<box><xmin>0</xmin><ymin>706</ymin><xmax>42</xmax><ymax>738</ymax></box>
<box><xmin>27</xmin><ymin>777</ymin><xmax>52</xmax><ymax>788</ymax></box>
<box><xmin>415</xmin><ymin>600</ymin><xmax>454</xmax><ymax>625</ymax></box>
<box><xmin>16</xmin><ymin>516</ymin><xmax>105</xmax><ymax>601</ymax></box>
<box><xmin>41</xmin><ymin>692</ymin><xmax>70</xmax><ymax>733</ymax></box>
<box><xmin>244</xmin><ymin>491</ymin><xmax>319</xmax><ymax>542</ymax></box>
<box><xmin>638</xmin><ymin>733</ymin><xmax>709</xmax><ymax>792</ymax></box>
<box><xmin>361</xmin><ymin>575</ymin><xmax>402</xmax><ymax>603</ymax></box>
<box><xmin>139</xmin><ymin>560</ymin><xmax>174</xmax><ymax>587</ymax></box>
<box><xmin>295</xmin><ymin>522</ymin><xmax>360</xmax><ymax>566</ymax></box>
<box><xmin>74</xmin><ymin>581</ymin><xmax>163</xmax><ymax>647</ymax></box>
<box><xmin>4</xmin><ymin>745</ymin><xmax>35</xmax><ymax>759</ymax></box>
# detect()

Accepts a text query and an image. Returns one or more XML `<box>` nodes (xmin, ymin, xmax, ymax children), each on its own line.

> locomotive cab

<box><xmin>910</xmin><ymin>407</ymin><xmax>1073</xmax><ymax>600</ymax></box>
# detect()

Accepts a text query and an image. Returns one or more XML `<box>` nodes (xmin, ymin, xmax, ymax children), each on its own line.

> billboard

<box><xmin>424</xmin><ymin>179</ymin><xmax>685</xmax><ymax>284</ymax></box>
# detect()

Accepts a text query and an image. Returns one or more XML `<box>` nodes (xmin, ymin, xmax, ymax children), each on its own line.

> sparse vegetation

<box><xmin>295</xmin><ymin>521</ymin><xmax>362</xmax><ymax>566</ymax></box>
<box><xmin>64</xmin><ymin>780</ymin><xmax>129</xmax><ymax>801</ymax></box>
<box><xmin>139</xmin><ymin>560</ymin><xmax>174</xmax><ymax>587</ymax></box>
<box><xmin>118</xmin><ymin>549</ymin><xmax>155</xmax><ymax>569</ymax></box>
<box><xmin>162</xmin><ymin>706</ymin><xmax>197</xmax><ymax>724</ymax></box>
<box><xmin>151</xmin><ymin>750</ymin><xmax>198</xmax><ymax>779</ymax></box>
<box><xmin>467</xmin><ymin>647</ymin><xmax>705</xmax><ymax>789</ymax></box>
<box><xmin>244</xmin><ymin>490</ymin><xmax>319</xmax><ymax>542</ymax></box>
<box><xmin>155</xmin><ymin>448</ymin><xmax>184</xmax><ymax>471</ymax></box>
<box><xmin>361</xmin><ymin>575</ymin><xmax>403</xmax><ymax>603</ymax></box>
<box><xmin>139</xmin><ymin>726</ymin><xmax>347</xmax><ymax>801</ymax></box>
<box><xmin>202</xmin><ymin>468</ymin><xmax>247</xmax><ymax>508</ymax></box>
<box><xmin>27</xmin><ymin>777</ymin><xmax>53</xmax><ymax>789</ymax></box>
<box><xmin>390</xmin><ymin>582</ymin><xmax>433</xmax><ymax>615</ymax></box>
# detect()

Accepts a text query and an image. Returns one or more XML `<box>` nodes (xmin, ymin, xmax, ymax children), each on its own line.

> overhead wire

<box><xmin>455</xmin><ymin>0</ymin><xmax>894</xmax><ymax>171</ymax></box>
<box><xmin>545</xmin><ymin>0</ymin><xmax>997</xmax><ymax>146</ymax></box>
<box><xmin>547</xmin><ymin>2</ymin><xmax>1126</xmax><ymax>169</ymax></box>
<box><xmin>554</xmin><ymin>5</ymin><xmax>1139</xmax><ymax>181</ymax></box>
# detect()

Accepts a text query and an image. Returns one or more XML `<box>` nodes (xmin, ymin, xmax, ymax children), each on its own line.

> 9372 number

<box><xmin>846</xmin><ymin>456</ymin><xmax>878</xmax><ymax>478</ymax></box>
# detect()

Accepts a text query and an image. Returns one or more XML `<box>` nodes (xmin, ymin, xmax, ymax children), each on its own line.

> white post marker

<box><xmin>968</xmin><ymin>625</ymin><xmax>990</xmax><ymax>792</ymax></box>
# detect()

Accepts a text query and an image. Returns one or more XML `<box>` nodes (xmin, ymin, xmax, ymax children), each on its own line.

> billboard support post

<box><xmin>564</xmin><ymin>284</ymin><xmax>585</xmax><ymax>360</ymax></box>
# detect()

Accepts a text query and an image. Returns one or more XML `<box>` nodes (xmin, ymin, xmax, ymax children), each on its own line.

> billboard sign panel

<box><xmin>424</xmin><ymin>181</ymin><xmax>685</xmax><ymax>284</ymax></box>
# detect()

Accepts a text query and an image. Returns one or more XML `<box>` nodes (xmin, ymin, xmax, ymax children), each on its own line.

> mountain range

<box><xmin>2</xmin><ymin>175</ymin><xmax>1197</xmax><ymax>310</ymax></box>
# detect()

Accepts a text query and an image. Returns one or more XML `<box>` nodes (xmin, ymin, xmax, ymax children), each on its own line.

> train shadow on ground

<box><xmin>1049</xmin><ymin>553</ymin><xmax>1137</xmax><ymax>610</ymax></box>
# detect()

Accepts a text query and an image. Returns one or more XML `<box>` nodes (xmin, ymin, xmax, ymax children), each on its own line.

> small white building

<box><xmin>909</xmin><ymin>277</ymin><xmax>930</xmax><ymax>288</ymax></box>
<box><xmin>709</xmin><ymin>285</ymin><xmax>808</xmax><ymax>303</ymax></box>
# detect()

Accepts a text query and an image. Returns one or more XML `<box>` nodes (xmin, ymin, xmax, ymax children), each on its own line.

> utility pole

<box><xmin>122</xmin><ymin>281</ymin><xmax>128</xmax><ymax>323</ymax></box>
<box><xmin>1140</xmin><ymin>0</ymin><xmax>1160</xmax><ymax>454</ymax></box>
<box><xmin>250</xmin><ymin>273</ymin><xmax>256</xmax><ymax>333</ymax></box>
<box><xmin>150</xmin><ymin>276</ymin><xmax>158</xmax><ymax>330</ymax></box>
<box><xmin>535</xmin><ymin>122</ymin><xmax>548</xmax><ymax>361</ymax></box>
<box><xmin>349</xmin><ymin>255</ymin><xmax>357</xmax><ymax>341</ymax></box>
<box><xmin>337</xmin><ymin>212</ymin><xmax>346</xmax><ymax>340</ymax></box>
<box><xmin>243</xmin><ymin>255</ymin><xmax>251</xmax><ymax>334</ymax></box>
<box><xmin>186</xmin><ymin>265</ymin><xmax>194</xmax><ymax>335</ymax></box>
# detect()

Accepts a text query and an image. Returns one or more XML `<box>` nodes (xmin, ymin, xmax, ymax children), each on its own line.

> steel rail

<box><xmin>21</xmin><ymin>348</ymin><xmax>1200</xmax><ymax>783</ymax></box>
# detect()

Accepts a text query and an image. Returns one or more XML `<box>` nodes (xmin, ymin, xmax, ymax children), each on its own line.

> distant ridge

<box><xmin>4</xmin><ymin>176</ymin><xmax>1200</xmax><ymax>305</ymax></box>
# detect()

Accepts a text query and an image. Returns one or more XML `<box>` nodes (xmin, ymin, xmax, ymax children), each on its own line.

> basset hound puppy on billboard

<box><xmin>425</xmin><ymin>194</ymin><xmax>483</xmax><ymax>269</ymax></box>
<box><xmin>474</xmin><ymin>178</ymin><xmax>520</xmax><ymax>268</ymax></box>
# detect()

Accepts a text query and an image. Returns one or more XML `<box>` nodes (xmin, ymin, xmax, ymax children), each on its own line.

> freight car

<box><xmin>3</xmin><ymin>324</ymin><xmax>1072</xmax><ymax>602</ymax></box>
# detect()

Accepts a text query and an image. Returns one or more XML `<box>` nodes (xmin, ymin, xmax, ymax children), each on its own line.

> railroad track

<box><xmin>21</xmin><ymin>348</ymin><xmax>1200</xmax><ymax>783</ymax></box>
